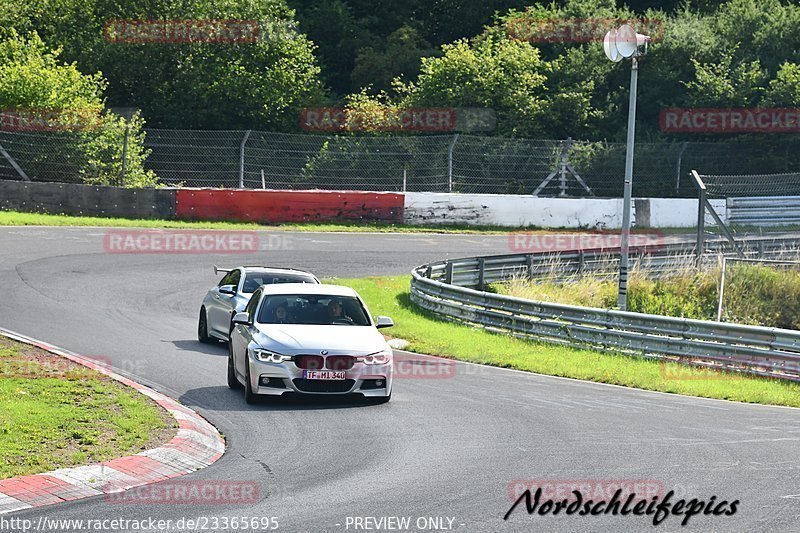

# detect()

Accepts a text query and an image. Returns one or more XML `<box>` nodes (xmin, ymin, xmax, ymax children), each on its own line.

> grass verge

<box><xmin>0</xmin><ymin>210</ymin><xmax>698</xmax><ymax>235</ymax></box>
<box><xmin>334</xmin><ymin>275</ymin><xmax>800</xmax><ymax>408</ymax></box>
<box><xmin>0</xmin><ymin>336</ymin><xmax>176</xmax><ymax>479</ymax></box>
<box><xmin>0</xmin><ymin>210</ymin><xmax>511</xmax><ymax>234</ymax></box>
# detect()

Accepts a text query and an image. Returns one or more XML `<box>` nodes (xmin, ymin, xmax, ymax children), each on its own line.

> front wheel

<box><xmin>227</xmin><ymin>343</ymin><xmax>242</xmax><ymax>390</ymax></box>
<box><xmin>244</xmin><ymin>365</ymin><xmax>258</xmax><ymax>404</ymax></box>
<box><xmin>198</xmin><ymin>308</ymin><xmax>213</xmax><ymax>344</ymax></box>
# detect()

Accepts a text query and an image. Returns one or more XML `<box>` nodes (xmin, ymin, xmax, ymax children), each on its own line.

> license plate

<box><xmin>303</xmin><ymin>370</ymin><xmax>346</xmax><ymax>380</ymax></box>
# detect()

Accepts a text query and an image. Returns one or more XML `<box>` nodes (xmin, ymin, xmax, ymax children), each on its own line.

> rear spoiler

<box><xmin>214</xmin><ymin>265</ymin><xmax>314</xmax><ymax>276</ymax></box>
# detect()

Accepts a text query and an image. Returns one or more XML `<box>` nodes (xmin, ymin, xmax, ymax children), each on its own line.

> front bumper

<box><xmin>248</xmin><ymin>358</ymin><xmax>392</xmax><ymax>398</ymax></box>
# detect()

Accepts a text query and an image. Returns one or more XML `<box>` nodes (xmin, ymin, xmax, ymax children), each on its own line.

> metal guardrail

<box><xmin>727</xmin><ymin>196</ymin><xmax>800</xmax><ymax>226</ymax></box>
<box><xmin>411</xmin><ymin>236</ymin><xmax>800</xmax><ymax>382</ymax></box>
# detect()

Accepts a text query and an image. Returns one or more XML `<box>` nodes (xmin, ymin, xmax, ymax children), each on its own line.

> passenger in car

<box><xmin>275</xmin><ymin>302</ymin><xmax>290</xmax><ymax>324</ymax></box>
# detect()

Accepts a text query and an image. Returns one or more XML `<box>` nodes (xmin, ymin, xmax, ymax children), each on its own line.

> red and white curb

<box><xmin>0</xmin><ymin>328</ymin><xmax>225</xmax><ymax>515</ymax></box>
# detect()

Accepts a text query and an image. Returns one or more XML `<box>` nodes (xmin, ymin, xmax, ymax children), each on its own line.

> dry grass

<box><xmin>495</xmin><ymin>250</ymin><xmax>800</xmax><ymax>328</ymax></box>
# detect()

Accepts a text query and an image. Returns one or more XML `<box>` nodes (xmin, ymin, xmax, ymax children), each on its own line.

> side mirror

<box><xmin>375</xmin><ymin>316</ymin><xmax>394</xmax><ymax>329</ymax></box>
<box><xmin>232</xmin><ymin>312</ymin><xmax>251</xmax><ymax>325</ymax></box>
<box><xmin>219</xmin><ymin>284</ymin><xmax>237</xmax><ymax>295</ymax></box>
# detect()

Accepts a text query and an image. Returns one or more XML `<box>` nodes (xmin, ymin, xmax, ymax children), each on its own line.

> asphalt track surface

<box><xmin>1</xmin><ymin>226</ymin><xmax>798</xmax><ymax>533</ymax></box>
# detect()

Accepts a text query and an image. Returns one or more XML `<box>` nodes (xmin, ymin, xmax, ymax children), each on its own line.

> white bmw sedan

<box><xmin>227</xmin><ymin>283</ymin><xmax>395</xmax><ymax>404</ymax></box>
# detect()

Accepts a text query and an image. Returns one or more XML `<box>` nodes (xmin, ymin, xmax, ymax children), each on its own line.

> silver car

<box><xmin>227</xmin><ymin>283</ymin><xmax>395</xmax><ymax>404</ymax></box>
<box><xmin>198</xmin><ymin>266</ymin><xmax>319</xmax><ymax>343</ymax></box>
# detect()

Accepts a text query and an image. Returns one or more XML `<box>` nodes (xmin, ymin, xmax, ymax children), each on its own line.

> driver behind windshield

<box><xmin>326</xmin><ymin>299</ymin><xmax>350</xmax><ymax>323</ymax></box>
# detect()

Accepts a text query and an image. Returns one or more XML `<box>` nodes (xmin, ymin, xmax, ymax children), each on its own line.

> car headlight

<box><xmin>251</xmin><ymin>348</ymin><xmax>292</xmax><ymax>364</ymax></box>
<box><xmin>358</xmin><ymin>349</ymin><xmax>392</xmax><ymax>365</ymax></box>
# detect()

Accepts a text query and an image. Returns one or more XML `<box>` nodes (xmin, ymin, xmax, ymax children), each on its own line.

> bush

<box><xmin>0</xmin><ymin>31</ymin><xmax>156</xmax><ymax>187</ymax></box>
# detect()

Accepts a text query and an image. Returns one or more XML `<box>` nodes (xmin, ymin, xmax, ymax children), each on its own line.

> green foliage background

<box><xmin>3</xmin><ymin>0</ymin><xmax>800</xmax><ymax>187</ymax></box>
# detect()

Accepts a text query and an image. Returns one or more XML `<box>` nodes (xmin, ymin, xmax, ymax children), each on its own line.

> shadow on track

<box><xmin>178</xmin><ymin>385</ymin><xmax>386</xmax><ymax>412</ymax></box>
<box><xmin>168</xmin><ymin>339</ymin><xmax>228</xmax><ymax>355</ymax></box>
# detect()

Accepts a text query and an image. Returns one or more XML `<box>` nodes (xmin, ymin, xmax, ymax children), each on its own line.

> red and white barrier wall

<box><xmin>174</xmin><ymin>189</ymin><xmax>724</xmax><ymax>229</ymax></box>
<box><xmin>0</xmin><ymin>182</ymin><xmax>727</xmax><ymax>229</ymax></box>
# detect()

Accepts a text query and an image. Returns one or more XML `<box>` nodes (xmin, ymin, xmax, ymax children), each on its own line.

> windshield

<box><xmin>242</xmin><ymin>273</ymin><xmax>316</xmax><ymax>293</ymax></box>
<box><xmin>257</xmin><ymin>294</ymin><xmax>371</xmax><ymax>326</ymax></box>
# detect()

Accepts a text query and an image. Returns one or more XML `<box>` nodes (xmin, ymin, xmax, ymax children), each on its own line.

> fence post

<box><xmin>559</xmin><ymin>137</ymin><xmax>571</xmax><ymax>196</ymax></box>
<box><xmin>239</xmin><ymin>130</ymin><xmax>252</xmax><ymax>189</ymax></box>
<box><xmin>447</xmin><ymin>134</ymin><xmax>459</xmax><ymax>192</ymax></box>
<box><xmin>675</xmin><ymin>141</ymin><xmax>688</xmax><ymax>196</ymax></box>
<box><xmin>578</xmin><ymin>250</ymin><xmax>585</xmax><ymax>279</ymax></box>
<box><xmin>120</xmin><ymin>120</ymin><xmax>130</xmax><ymax>187</ymax></box>
<box><xmin>693</xmin><ymin>170</ymin><xmax>706</xmax><ymax>268</ymax></box>
<box><xmin>0</xmin><ymin>143</ymin><xmax>30</xmax><ymax>181</ymax></box>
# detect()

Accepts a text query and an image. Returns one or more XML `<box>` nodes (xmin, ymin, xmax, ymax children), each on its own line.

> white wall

<box><xmin>403</xmin><ymin>193</ymin><xmax>626</xmax><ymax>229</ymax></box>
<box><xmin>645</xmin><ymin>198</ymin><xmax>727</xmax><ymax>228</ymax></box>
<box><xmin>402</xmin><ymin>193</ymin><xmax>726</xmax><ymax>229</ymax></box>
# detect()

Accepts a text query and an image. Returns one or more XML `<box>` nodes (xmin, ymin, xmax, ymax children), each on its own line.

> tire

<box><xmin>198</xmin><ymin>308</ymin><xmax>214</xmax><ymax>344</ymax></box>
<box><xmin>227</xmin><ymin>343</ymin><xmax>242</xmax><ymax>390</ymax></box>
<box><xmin>244</xmin><ymin>365</ymin><xmax>258</xmax><ymax>404</ymax></box>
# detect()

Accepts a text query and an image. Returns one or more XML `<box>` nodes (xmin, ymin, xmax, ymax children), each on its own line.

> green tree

<box><xmin>683</xmin><ymin>47</ymin><xmax>767</xmax><ymax>107</ymax></box>
<box><xmin>351</xmin><ymin>26</ymin><xmax>438</xmax><ymax>95</ymax></box>
<box><xmin>4</xmin><ymin>0</ymin><xmax>325</xmax><ymax>130</ymax></box>
<box><xmin>763</xmin><ymin>63</ymin><xmax>800</xmax><ymax>106</ymax></box>
<box><xmin>396</xmin><ymin>34</ymin><xmax>552</xmax><ymax>137</ymax></box>
<box><xmin>0</xmin><ymin>31</ymin><xmax>156</xmax><ymax>187</ymax></box>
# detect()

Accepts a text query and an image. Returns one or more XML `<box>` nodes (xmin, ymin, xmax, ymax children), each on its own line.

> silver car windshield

<box><xmin>242</xmin><ymin>274</ymin><xmax>316</xmax><ymax>293</ymax></box>
<box><xmin>258</xmin><ymin>295</ymin><xmax>370</xmax><ymax>326</ymax></box>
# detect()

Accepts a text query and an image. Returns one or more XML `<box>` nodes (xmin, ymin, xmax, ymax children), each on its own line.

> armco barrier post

<box><xmin>477</xmin><ymin>257</ymin><xmax>485</xmax><ymax>288</ymax></box>
<box><xmin>445</xmin><ymin>262</ymin><xmax>454</xmax><ymax>284</ymax></box>
<box><xmin>525</xmin><ymin>255</ymin><xmax>534</xmax><ymax>281</ymax></box>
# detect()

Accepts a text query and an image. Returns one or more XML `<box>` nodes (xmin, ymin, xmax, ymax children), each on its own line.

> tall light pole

<box><xmin>603</xmin><ymin>25</ymin><xmax>650</xmax><ymax>311</ymax></box>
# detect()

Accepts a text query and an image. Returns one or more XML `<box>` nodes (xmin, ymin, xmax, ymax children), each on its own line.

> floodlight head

<box><xmin>603</xmin><ymin>30</ymin><xmax>622</xmax><ymax>62</ymax></box>
<box><xmin>615</xmin><ymin>24</ymin><xmax>650</xmax><ymax>58</ymax></box>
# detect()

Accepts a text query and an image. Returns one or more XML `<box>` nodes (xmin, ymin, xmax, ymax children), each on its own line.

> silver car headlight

<box><xmin>358</xmin><ymin>349</ymin><xmax>392</xmax><ymax>365</ymax></box>
<box><xmin>251</xmin><ymin>348</ymin><xmax>292</xmax><ymax>364</ymax></box>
